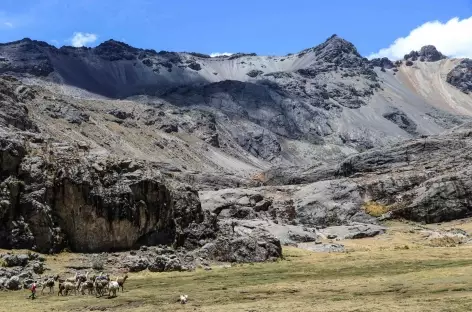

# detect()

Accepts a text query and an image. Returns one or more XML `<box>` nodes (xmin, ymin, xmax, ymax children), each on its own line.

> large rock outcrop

<box><xmin>404</xmin><ymin>45</ymin><xmax>446</xmax><ymax>62</ymax></box>
<box><xmin>0</xmin><ymin>76</ymin><xmax>281</xmax><ymax>261</ymax></box>
<box><xmin>447</xmin><ymin>59</ymin><xmax>472</xmax><ymax>94</ymax></box>
<box><xmin>260</xmin><ymin>122</ymin><xmax>472</xmax><ymax>224</ymax></box>
<box><xmin>0</xmin><ymin>136</ymin><xmax>206</xmax><ymax>253</ymax></box>
<box><xmin>0</xmin><ymin>135</ymin><xmax>281</xmax><ymax>260</ymax></box>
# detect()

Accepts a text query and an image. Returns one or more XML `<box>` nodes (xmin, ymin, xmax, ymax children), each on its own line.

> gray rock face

<box><xmin>0</xmin><ymin>135</ymin><xmax>281</xmax><ymax>257</ymax></box>
<box><xmin>269</xmin><ymin>123</ymin><xmax>472</xmax><ymax>224</ymax></box>
<box><xmin>200</xmin><ymin>182</ymin><xmax>376</xmax><ymax>228</ymax></box>
<box><xmin>418</xmin><ymin>45</ymin><xmax>446</xmax><ymax>62</ymax></box>
<box><xmin>403</xmin><ymin>45</ymin><xmax>446</xmax><ymax>66</ymax></box>
<box><xmin>199</xmin><ymin>221</ymin><xmax>282</xmax><ymax>263</ymax></box>
<box><xmin>32</xmin><ymin>261</ymin><xmax>44</xmax><ymax>274</ymax></box>
<box><xmin>369</xmin><ymin>57</ymin><xmax>395</xmax><ymax>69</ymax></box>
<box><xmin>404</xmin><ymin>46</ymin><xmax>446</xmax><ymax>63</ymax></box>
<box><xmin>108</xmin><ymin>108</ymin><xmax>134</xmax><ymax>120</ymax></box>
<box><xmin>383</xmin><ymin>107</ymin><xmax>418</xmax><ymax>135</ymax></box>
<box><xmin>123</xmin><ymin>255</ymin><xmax>150</xmax><ymax>272</ymax></box>
<box><xmin>194</xmin><ymin>121</ymin><xmax>472</xmax><ymax>231</ymax></box>
<box><xmin>246</xmin><ymin>69</ymin><xmax>264</xmax><ymax>77</ymax></box>
<box><xmin>148</xmin><ymin>255</ymin><xmax>182</xmax><ymax>272</ymax></box>
<box><xmin>0</xmin><ymin>76</ymin><xmax>38</xmax><ymax>131</ymax></box>
<box><xmin>319</xmin><ymin>223</ymin><xmax>386</xmax><ymax>239</ymax></box>
<box><xmin>1</xmin><ymin>254</ymin><xmax>29</xmax><ymax>267</ymax></box>
<box><xmin>44</xmin><ymin>100</ymin><xmax>90</xmax><ymax>124</ymax></box>
<box><xmin>0</xmin><ymin>76</ymin><xmax>283</xmax><ymax>261</ymax></box>
<box><xmin>0</xmin><ymin>252</ymin><xmax>46</xmax><ymax>291</ymax></box>
<box><xmin>1</xmin><ymin>145</ymin><xmax>207</xmax><ymax>252</ymax></box>
<box><xmin>447</xmin><ymin>59</ymin><xmax>472</xmax><ymax>94</ymax></box>
<box><xmin>199</xmin><ymin>182</ymin><xmax>380</xmax><ymax>246</ymax></box>
<box><xmin>0</xmin><ymin>39</ymin><xmax>54</xmax><ymax>76</ymax></box>
<box><xmin>6</xmin><ymin>276</ymin><xmax>20</xmax><ymax>290</ymax></box>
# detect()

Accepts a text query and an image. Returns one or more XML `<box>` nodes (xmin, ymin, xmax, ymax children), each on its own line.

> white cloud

<box><xmin>369</xmin><ymin>16</ymin><xmax>472</xmax><ymax>60</ymax></box>
<box><xmin>3</xmin><ymin>22</ymin><xmax>13</xmax><ymax>28</ymax></box>
<box><xmin>210</xmin><ymin>52</ymin><xmax>233</xmax><ymax>57</ymax></box>
<box><xmin>70</xmin><ymin>32</ymin><xmax>97</xmax><ymax>47</ymax></box>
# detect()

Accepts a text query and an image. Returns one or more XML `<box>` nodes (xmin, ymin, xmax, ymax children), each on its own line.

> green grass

<box><xmin>2</xmin><ymin>246</ymin><xmax>472</xmax><ymax>311</ymax></box>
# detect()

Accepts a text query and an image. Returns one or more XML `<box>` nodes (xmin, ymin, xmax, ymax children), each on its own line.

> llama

<box><xmin>65</xmin><ymin>272</ymin><xmax>78</xmax><ymax>283</ymax></box>
<box><xmin>41</xmin><ymin>278</ymin><xmax>55</xmax><ymax>295</ymax></box>
<box><xmin>79</xmin><ymin>280</ymin><xmax>94</xmax><ymax>295</ymax></box>
<box><xmin>108</xmin><ymin>280</ymin><xmax>120</xmax><ymax>298</ymax></box>
<box><xmin>180</xmin><ymin>294</ymin><xmax>188</xmax><ymax>304</ymax></box>
<box><xmin>93</xmin><ymin>278</ymin><xmax>108</xmax><ymax>297</ymax></box>
<box><xmin>116</xmin><ymin>274</ymin><xmax>128</xmax><ymax>292</ymax></box>
<box><xmin>58</xmin><ymin>281</ymin><xmax>77</xmax><ymax>296</ymax></box>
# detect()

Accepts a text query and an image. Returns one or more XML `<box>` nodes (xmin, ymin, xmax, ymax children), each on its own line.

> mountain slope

<box><xmin>0</xmin><ymin>35</ymin><xmax>471</xmax><ymax>177</ymax></box>
<box><xmin>1</xmin><ymin>35</ymin><xmax>472</xmax><ymax>256</ymax></box>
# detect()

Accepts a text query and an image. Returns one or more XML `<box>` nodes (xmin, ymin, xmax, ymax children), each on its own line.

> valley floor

<box><xmin>3</xmin><ymin>220</ymin><xmax>472</xmax><ymax>312</ymax></box>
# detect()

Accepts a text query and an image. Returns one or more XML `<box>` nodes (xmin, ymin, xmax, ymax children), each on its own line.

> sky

<box><xmin>1</xmin><ymin>0</ymin><xmax>472</xmax><ymax>60</ymax></box>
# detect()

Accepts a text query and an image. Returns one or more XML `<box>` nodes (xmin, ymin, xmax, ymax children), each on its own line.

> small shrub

<box><xmin>394</xmin><ymin>245</ymin><xmax>410</xmax><ymax>250</ymax></box>
<box><xmin>428</xmin><ymin>236</ymin><xmax>461</xmax><ymax>247</ymax></box>
<box><xmin>91</xmin><ymin>259</ymin><xmax>104</xmax><ymax>271</ymax></box>
<box><xmin>362</xmin><ymin>201</ymin><xmax>390</xmax><ymax>217</ymax></box>
<box><xmin>251</xmin><ymin>172</ymin><xmax>266</xmax><ymax>183</ymax></box>
<box><xmin>0</xmin><ymin>258</ymin><xmax>7</xmax><ymax>267</ymax></box>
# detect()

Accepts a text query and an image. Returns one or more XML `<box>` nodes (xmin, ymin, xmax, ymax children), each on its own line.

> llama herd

<box><xmin>40</xmin><ymin>271</ymin><xmax>128</xmax><ymax>298</ymax></box>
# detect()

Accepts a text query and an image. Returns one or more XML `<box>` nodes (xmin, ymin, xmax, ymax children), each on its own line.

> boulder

<box><xmin>287</xmin><ymin>230</ymin><xmax>318</xmax><ymax>243</ymax></box>
<box><xmin>424</xmin><ymin>229</ymin><xmax>470</xmax><ymax>247</ymax></box>
<box><xmin>6</xmin><ymin>276</ymin><xmax>20</xmax><ymax>290</ymax></box>
<box><xmin>1</xmin><ymin>254</ymin><xmax>29</xmax><ymax>267</ymax></box>
<box><xmin>165</xmin><ymin>258</ymin><xmax>182</xmax><ymax>272</ymax></box>
<box><xmin>18</xmin><ymin>271</ymin><xmax>32</xmax><ymax>280</ymax></box>
<box><xmin>123</xmin><ymin>256</ymin><xmax>149</xmax><ymax>273</ymax></box>
<box><xmin>32</xmin><ymin>262</ymin><xmax>44</xmax><ymax>274</ymax></box>
<box><xmin>148</xmin><ymin>255</ymin><xmax>167</xmax><ymax>272</ymax></box>
<box><xmin>148</xmin><ymin>255</ymin><xmax>182</xmax><ymax>272</ymax></box>
<box><xmin>302</xmin><ymin>243</ymin><xmax>345</xmax><ymax>253</ymax></box>
<box><xmin>319</xmin><ymin>223</ymin><xmax>386</xmax><ymax>240</ymax></box>
<box><xmin>382</xmin><ymin>107</ymin><xmax>418</xmax><ymax>135</ymax></box>
<box><xmin>246</xmin><ymin>70</ymin><xmax>264</xmax><ymax>78</ymax></box>
<box><xmin>108</xmin><ymin>109</ymin><xmax>134</xmax><ymax>120</ymax></box>
<box><xmin>199</xmin><ymin>221</ymin><xmax>282</xmax><ymax>263</ymax></box>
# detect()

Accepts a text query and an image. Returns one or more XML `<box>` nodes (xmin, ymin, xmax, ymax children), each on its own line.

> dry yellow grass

<box><xmin>362</xmin><ymin>201</ymin><xmax>390</xmax><ymax>217</ymax></box>
<box><xmin>2</xmin><ymin>221</ymin><xmax>472</xmax><ymax>311</ymax></box>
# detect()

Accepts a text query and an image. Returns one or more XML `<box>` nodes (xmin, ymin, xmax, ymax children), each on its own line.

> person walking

<box><xmin>28</xmin><ymin>281</ymin><xmax>37</xmax><ymax>300</ymax></box>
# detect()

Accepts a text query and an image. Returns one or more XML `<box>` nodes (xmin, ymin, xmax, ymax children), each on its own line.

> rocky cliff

<box><xmin>0</xmin><ymin>76</ymin><xmax>280</xmax><ymax>262</ymax></box>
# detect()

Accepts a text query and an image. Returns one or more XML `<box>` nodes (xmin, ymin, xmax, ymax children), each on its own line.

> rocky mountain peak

<box><xmin>313</xmin><ymin>34</ymin><xmax>361</xmax><ymax>58</ymax></box>
<box><xmin>298</xmin><ymin>34</ymin><xmax>369</xmax><ymax>71</ymax></box>
<box><xmin>97</xmin><ymin>39</ymin><xmax>132</xmax><ymax>48</ymax></box>
<box><xmin>94</xmin><ymin>39</ymin><xmax>139</xmax><ymax>61</ymax></box>
<box><xmin>419</xmin><ymin>45</ymin><xmax>446</xmax><ymax>61</ymax></box>
<box><xmin>404</xmin><ymin>45</ymin><xmax>446</xmax><ymax>62</ymax></box>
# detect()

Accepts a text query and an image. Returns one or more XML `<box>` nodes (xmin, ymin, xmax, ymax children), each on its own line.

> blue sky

<box><xmin>1</xmin><ymin>0</ymin><xmax>472</xmax><ymax>58</ymax></box>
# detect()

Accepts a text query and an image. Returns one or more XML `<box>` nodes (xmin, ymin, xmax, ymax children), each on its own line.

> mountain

<box><xmin>0</xmin><ymin>35</ymin><xmax>469</xmax><ymax>177</ymax></box>
<box><xmin>1</xmin><ymin>35</ymin><xmax>472</xmax><ymax>258</ymax></box>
